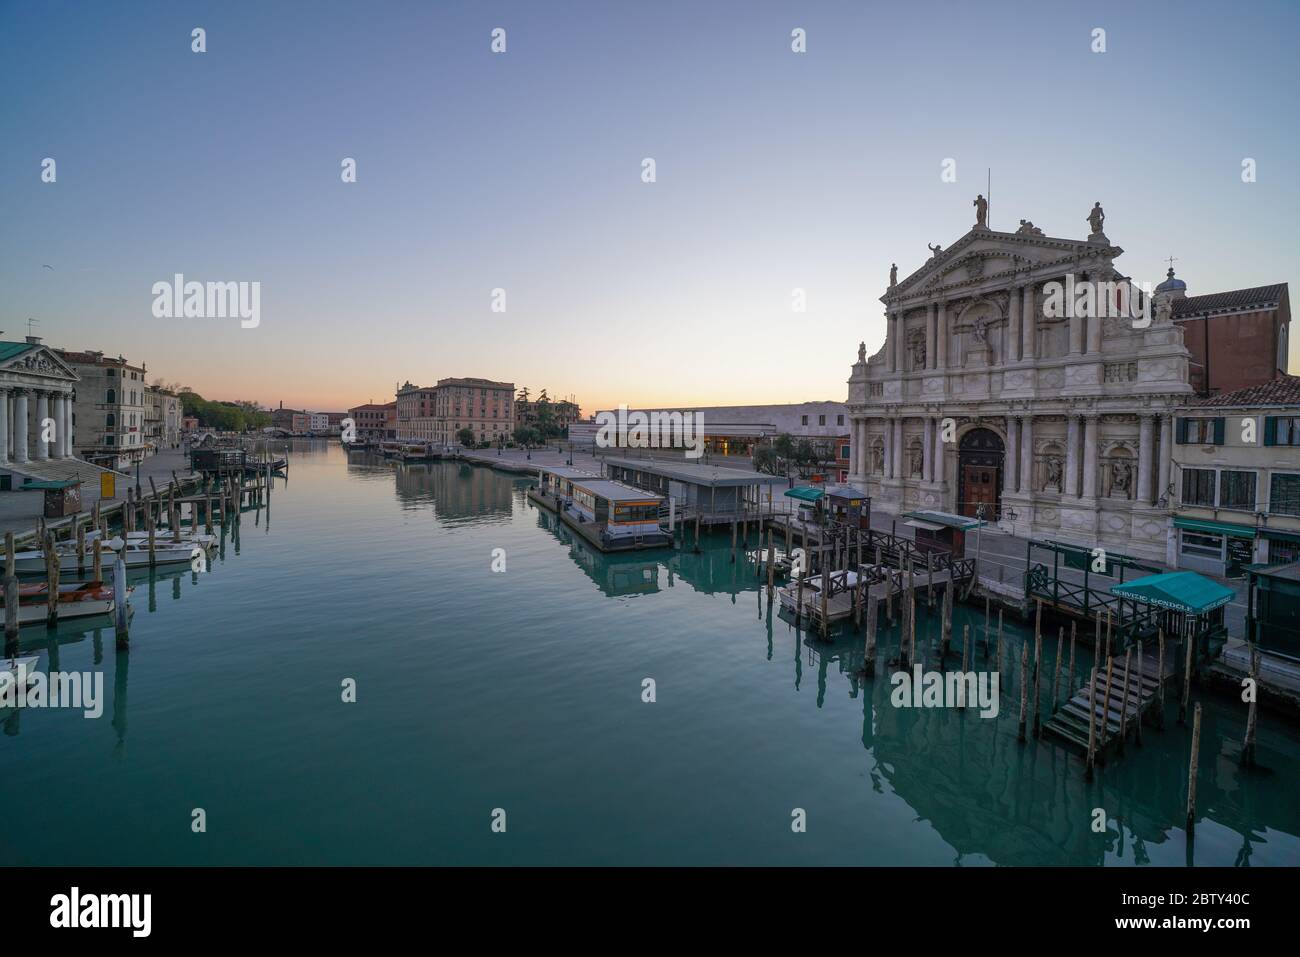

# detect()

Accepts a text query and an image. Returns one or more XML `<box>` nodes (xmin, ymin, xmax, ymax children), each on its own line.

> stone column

<box><xmin>13</xmin><ymin>391</ymin><xmax>29</xmax><ymax>464</ymax></box>
<box><xmin>0</xmin><ymin>390</ymin><xmax>8</xmax><ymax>466</ymax></box>
<box><xmin>932</xmin><ymin>417</ymin><xmax>946</xmax><ymax>487</ymax></box>
<box><xmin>1003</xmin><ymin>417</ymin><xmax>1019</xmax><ymax>497</ymax></box>
<box><xmin>1064</xmin><ymin>414</ymin><xmax>1080</xmax><ymax>498</ymax></box>
<box><xmin>1018</xmin><ymin>415</ymin><xmax>1034</xmax><ymax>494</ymax></box>
<box><xmin>925</xmin><ymin>303</ymin><xmax>936</xmax><ymax>370</ymax></box>
<box><xmin>923</xmin><ymin>417</ymin><xmax>934</xmax><ymax>482</ymax></box>
<box><xmin>62</xmin><ymin>394</ymin><xmax>74</xmax><ymax>458</ymax></box>
<box><xmin>1157</xmin><ymin>415</ymin><xmax>1173</xmax><ymax>506</ymax></box>
<box><xmin>1081</xmin><ymin>415</ymin><xmax>1099</xmax><ymax>499</ymax></box>
<box><xmin>1137</xmin><ymin>414</ymin><xmax>1155</xmax><ymax>506</ymax></box>
<box><xmin>1069</xmin><ymin>292</ymin><xmax>1085</xmax><ymax>354</ymax></box>
<box><xmin>895</xmin><ymin>312</ymin><xmax>908</xmax><ymax>373</ymax></box>
<box><xmin>1086</xmin><ymin>300</ymin><xmax>1104</xmax><ymax>354</ymax></box>
<box><xmin>859</xmin><ymin>419</ymin><xmax>871</xmax><ymax>478</ymax></box>
<box><xmin>33</xmin><ymin>391</ymin><xmax>49</xmax><ymax>460</ymax></box>
<box><xmin>892</xmin><ymin>418</ymin><xmax>904</xmax><ymax>479</ymax></box>
<box><xmin>936</xmin><ymin>301</ymin><xmax>948</xmax><ymax>369</ymax></box>
<box><xmin>51</xmin><ymin>395</ymin><xmax>64</xmax><ymax>458</ymax></box>
<box><xmin>1021</xmin><ymin>284</ymin><xmax>1036</xmax><ymax>360</ymax></box>
<box><xmin>882</xmin><ymin>417</ymin><xmax>893</xmax><ymax>479</ymax></box>
<box><xmin>885</xmin><ymin>317</ymin><xmax>896</xmax><ymax>373</ymax></box>
<box><xmin>1007</xmin><ymin>286</ymin><xmax>1021</xmax><ymax>363</ymax></box>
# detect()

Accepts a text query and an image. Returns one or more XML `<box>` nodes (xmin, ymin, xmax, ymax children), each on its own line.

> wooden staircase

<box><xmin>1043</xmin><ymin>651</ymin><xmax>1165</xmax><ymax>756</ymax></box>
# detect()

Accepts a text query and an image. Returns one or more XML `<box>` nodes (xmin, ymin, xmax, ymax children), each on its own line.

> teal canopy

<box><xmin>1110</xmin><ymin>571</ymin><xmax>1234</xmax><ymax>615</ymax></box>
<box><xmin>784</xmin><ymin>486</ymin><xmax>825</xmax><ymax>503</ymax></box>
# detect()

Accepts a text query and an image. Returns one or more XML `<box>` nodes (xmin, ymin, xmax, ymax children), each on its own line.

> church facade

<box><xmin>845</xmin><ymin>201</ymin><xmax>1192</xmax><ymax>563</ymax></box>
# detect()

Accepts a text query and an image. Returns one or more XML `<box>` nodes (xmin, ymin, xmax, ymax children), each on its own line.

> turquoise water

<box><xmin>1</xmin><ymin>442</ymin><xmax>1297</xmax><ymax>866</ymax></box>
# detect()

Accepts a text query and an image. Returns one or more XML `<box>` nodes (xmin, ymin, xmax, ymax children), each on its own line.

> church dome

<box><xmin>1155</xmin><ymin>267</ymin><xmax>1187</xmax><ymax>297</ymax></box>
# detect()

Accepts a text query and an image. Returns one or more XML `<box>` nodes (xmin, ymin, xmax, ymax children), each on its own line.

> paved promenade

<box><xmin>0</xmin><ymin>448</ymin><xmax>200</xmax><ymax>539</ymax></box>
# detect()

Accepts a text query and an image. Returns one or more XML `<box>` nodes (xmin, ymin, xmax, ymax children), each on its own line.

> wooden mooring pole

<box><xmin>1085</xmin><ymin>666</ymin><xmax>1099</xmax><ymax>780</ymax></box>
<box><xmin>4</xmin><ymin>533</ymin><xmax>18</xmax><ymax>657</ymax></box>
<box><xmin>1017</xmin><ymin>640</ymin><xmax>1029</xmax><ymax>742</ymax></box>
<box><xmin>1066</xmin><ymin>622</ymin><xmax>1077</xmax><ymax>708</ymax></box>
<box><xmin>1118</xmin><ymin>646</ymin><xmax>1133</xmax><ymax>753</ymax></box>
<box><xmin>1099</xmin><ymin>655</ymin><xmax>1115</xmax><ymax>751</ymax></box>
<box><xmin>1156</xmin><ymin>628</ymin><xmax>1167</xmax><ymax>730</ymax></box>
<box><xmin>1180</xmin><ymin>631</ymin><xmax>1194</xmax><ymax>726</ymax></box>
<box><xmin>1186</xmin><ymin>702</ymin><xmax>1203</xmax><ymax>835</ymax></box>
<box><xmin>1051</xmin><ymin>626</ymin><xmax>1064</xmax><ymax>714</ymax></box>
<box><xmin>1242</xmin><ymin>642</ymin><xmax>1259</xmax><ymax>767</ymax></box>
<box><xmin>1134</xmin><ymin>640</ymin><xmax>1144</xmax><ymax>747</ymax></box>
<box><xmin>864</xmin><ymin>594</ymin><xmax>878</xmax><ymax>677</ymax></box>
<box><xmin>113</xmin><ymin>547</ymin><xmax>129</xmax><ymax>649</ymax></box>
<box><xmin>1032</xmin><ymin>625</ymin><xmax>1042</xmax><ymax>737</ymax></box>
<box><xmin>44</xmin><ymin>532</ymin><xmax>60</xmax><ymax>628</ymax></box>
<box><xmin>765</xmin><ymin>532</ymin><xmax>775</xmax><ymax>601</ymax></box>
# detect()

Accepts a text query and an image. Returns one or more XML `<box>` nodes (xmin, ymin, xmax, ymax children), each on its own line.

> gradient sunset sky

<box><xmin>3</xmin><ymin>0</ymin><xmax>1298</xmax><ymax>413</ymax></box>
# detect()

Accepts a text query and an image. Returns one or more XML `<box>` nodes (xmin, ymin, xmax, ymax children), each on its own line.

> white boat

<box><xmin>86</xmin><ymin>528</ymin><xmax>218</xmax><ymax>550</ymax></box>
<box><xmin>14</xmin><ymin>537</ymin><xmax>208</xmax><ymax>573</ymax></box>
<box><xmin>1</xmin><ymin>581</ymin><xmax>128</xmax><ymax>625</ymax></box>
<box><xmin>0</xmin><ymin>656</ymin><xmax>41</xmax><ymax>697</ymax></box>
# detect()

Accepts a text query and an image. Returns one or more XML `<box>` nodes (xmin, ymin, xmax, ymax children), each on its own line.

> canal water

<box><xmin>2</xmin><ymin>442</ymin><xmax>1297</xmax><ymax>866</ymax></box>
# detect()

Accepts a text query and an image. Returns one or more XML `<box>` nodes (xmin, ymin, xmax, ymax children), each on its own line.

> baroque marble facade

<box><xmin>846</xmin><ymin>209</ymin><xmax>1192</xmax><ymax>562</ymax></box>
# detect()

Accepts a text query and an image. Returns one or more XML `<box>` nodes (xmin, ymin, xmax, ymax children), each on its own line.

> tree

<box><xmin>456</xmin><ymin>427</ymin><xmax>475</xmax><ymax>447</ymax></box>
<box><xmin>513</xmin><ymin>425</ymin><xmax>540</xmax><ymax>448</ymax></box>
<box><xmin>517</xmin><ymin>386</ymin><xmax>530</xmax><ymax>404</ymax></box>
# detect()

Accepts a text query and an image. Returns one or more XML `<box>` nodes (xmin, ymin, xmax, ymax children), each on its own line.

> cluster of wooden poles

<box><xmin>1</xmin><ymin>467</ymin><xmax>269</xmax><ymax>656</ymax></box>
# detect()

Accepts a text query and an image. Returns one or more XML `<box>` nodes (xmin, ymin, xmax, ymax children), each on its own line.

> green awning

<box><xmin>903</xmin><ymin>510</ymin><xmax>984</xmax><ymax>531</ymax></box>
<box><xmin>1173</xmin><ymin>517</ymin><xmax>1256</xmax><ymax>539</ymax></box>
<box><xmin>21</xmin><ymin>479</ymin><xmax>81</xmax><ymax>490</ymax></box>
<box><xmin>784</xmin><ymin>487</ymin><xmax>825</xmax><ymax>503</ymax></box>
<box><xmin>1110</xmin><ymin>571</ymin><xmax>1235</xmax><ymax>615</ymax></box>
<box><xmin>1261</xmin><ymin>528</ymin><xmax>1300</xmax><ymax>545</ymax></box>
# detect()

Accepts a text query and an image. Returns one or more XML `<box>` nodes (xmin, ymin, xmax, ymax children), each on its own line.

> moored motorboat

<box><xmin>0</xmin><ymin>581</ymin><xmax>129</xmax><ymax>625</ymax></box>
<box><xmin>15</xmin><ymin>536</ymin><xmax>210</xmax><ymax>573</ymax></box>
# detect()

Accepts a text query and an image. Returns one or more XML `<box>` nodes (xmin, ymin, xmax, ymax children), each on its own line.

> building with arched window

<box><xmin>846</xmin><ymin>201</ymin><xmax>1200</xmax><ymax>563</ymax></box>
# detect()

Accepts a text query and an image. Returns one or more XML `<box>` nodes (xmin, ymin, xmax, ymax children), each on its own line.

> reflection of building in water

<box><xmin>861</xmin><ymin>648</ymin><xmax>1287</xmax><ymax>865</ymax></box>
<box><xmin>534</xmin><ymin>506</ymin><xmax>768</xmax><ymax>599</ymax></box>
<box><xmin>538</xmin><ymin>511</ymin><xmax>661</xmax><ymax>597</ymax></box>
<box><xmin>393</xmin><ymin>461</ymin><xmax>518</xmax><ymax>521</ymax></box>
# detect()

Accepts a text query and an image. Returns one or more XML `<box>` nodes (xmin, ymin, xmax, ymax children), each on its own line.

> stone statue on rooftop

<box><xmin>1087</xmin><ymin>201</ymin><xmax>1106</xmax><ymax>236</ymax></box>
<box><xmin>889</xmin><ymin>263</ymin><xmax>898</xmax><ymax>286</ymax></box>
<box><xmin>973</xmin><ymin>194</ymin><xmax>988</xmax><ymax>228</ymax></box>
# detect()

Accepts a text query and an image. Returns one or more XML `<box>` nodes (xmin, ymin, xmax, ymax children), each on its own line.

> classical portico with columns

<box><xmin>0</xmin><ymin>339</ymin><xmax>86</xmax><ymax>486</ymax></box>
<box><xmin>846</xmin><ymin>203</ymin><xmax>1192</xmax><ymax>563</ymax></box>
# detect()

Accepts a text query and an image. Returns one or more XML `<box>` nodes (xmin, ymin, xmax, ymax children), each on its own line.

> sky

<box><xmin>3</xmin><ymin>0</ymin><xmax>1298</xmax><ymax>413</ymax></box>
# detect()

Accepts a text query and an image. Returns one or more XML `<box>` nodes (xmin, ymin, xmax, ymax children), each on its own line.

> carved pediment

<box><xmin>0</xmin><ymin>345</ymin><xmax>80</xmax><ymax>381</ymax></box>
<box><xmin>884</xmin><ymin>226</ymin><xmax>1123</xmax><ymax>304</ymax></box>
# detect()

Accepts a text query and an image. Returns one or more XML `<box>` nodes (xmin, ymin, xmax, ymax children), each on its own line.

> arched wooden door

<box><xmin>957</xmin><ymin>427</ymin><xmax>1004</xmax><ymax>519</ymax></box>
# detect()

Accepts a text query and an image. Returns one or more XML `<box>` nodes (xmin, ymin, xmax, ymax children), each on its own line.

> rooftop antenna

<box><xmin>986</xmin><ymin>168</ymin><xmax>991</xmax><ymax>229</ymax></box>
<box><xmin>26</xmin><ymin>317</ymin><xmax>39</xmax><ymax>338</ymax></box>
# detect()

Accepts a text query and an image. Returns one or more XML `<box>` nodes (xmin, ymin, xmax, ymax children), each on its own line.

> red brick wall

<box><xmin>1180</xmin><ymin>307</ymin><xmax>1286</xmax><ymax>396</ymax></box>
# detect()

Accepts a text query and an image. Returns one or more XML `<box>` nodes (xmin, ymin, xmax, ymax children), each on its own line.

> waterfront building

<box><xmin>270</xmin><ymin>405</ymin><xmax>310</xmax><ymax>434</ymax></box>
<box><xmin>59</xmin><ymin>347</ymin><xmax>149</xmax><ymax>470</ymax></box>
<box><xmin>144</xmin><ymin>385</ymin><xmax>182</xmax><ymax>452</ymax></box>
<box><xmin>601</xmin><ymin>456</ymin><xmax>787</xmax><ymax>524</ymax></box>
<box><xmin>570</xmin><ymin>401</ymin><xmax>851</xmax><ymax>457</ymax></box>
<box><xmin>845</xmin><ymin>200</ymin><xmax>1288</xmax><ymax>565</ymax></box>
<box><xmin>1170</xmin><ymin>375</ymin><xmax>1300</xmax><ymax>575</ymax></box>
<box><xmin>0</xmin><ymin>337</ymin><xmax>84</xmax><ymax>488</ymax></box>
<box><xmin>397</xmin><ymin>377</ymin><xmax>515</xmax><ymax>447</ymax></box>
<box><xmin>516</xmin><ymin>392</ymin><xmax>581</xmax><ymax>436</ymax></box>
<box><xmin>1173</xmin><ymin>280</ymin><xmax>1290</xmax><ymax>396</ymax></box>
<box><xmin>348</xmin><ymin>401</ymin><xmax>397</xmax><ymax>443</ymax></box>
